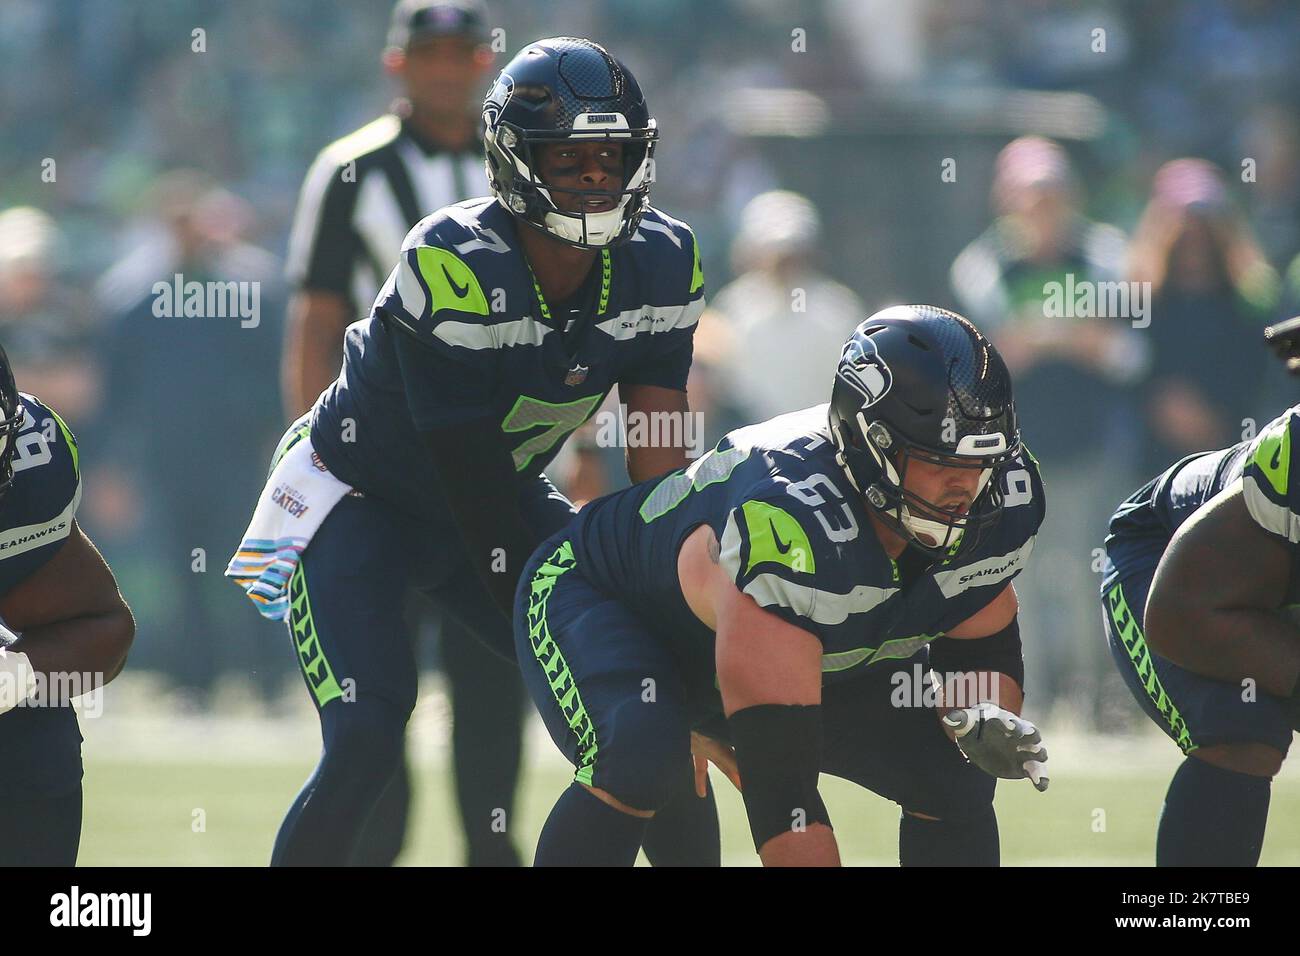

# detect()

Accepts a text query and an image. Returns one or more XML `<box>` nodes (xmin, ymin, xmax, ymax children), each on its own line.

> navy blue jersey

<box><xmin>312</xmin><ymin>197</ymin><xmax>704</xmax><ymax>521</ymax></box>
<box><xmin>0</xmin><ymin>393</ymin><xmax>84</xmax><ymax>797</ymax></box>
<box><xmin>569</xmin><ymin>404</ymin><xmax>1046</xmax><ymax>685</ymax></box>
<box><xmin>0</xmin><ymin>394</ymin><xmax>81</xmax><ymax>589</ymax></box>
<box><xmin>1107</xmin><ymin>405</ymin><xmax>1300</xmax><ymax>547</ymax></box>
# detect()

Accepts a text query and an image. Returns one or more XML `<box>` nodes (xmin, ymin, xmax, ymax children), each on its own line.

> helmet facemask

<box><xmin>485</xmin><ymin>117</ymin><xmax>657</xmax><ymax>249</ymax></box>
<box><xmin>834</xmin><ymin>412</ymin><xmax>1019</xmax><ymax>557</ymax></box>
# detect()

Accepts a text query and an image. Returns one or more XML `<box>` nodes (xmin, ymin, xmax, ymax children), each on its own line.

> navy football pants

<box><xmin>518</xmin><ymin>533</ymin><xmax>995</xmax><ymax>833</ymax></box>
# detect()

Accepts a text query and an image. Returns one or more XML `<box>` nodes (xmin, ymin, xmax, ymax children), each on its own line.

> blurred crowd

<box><xmin>4</xmin><ymin>0</ymin><xmax>1300</xmax><ymax>726</ymax></box>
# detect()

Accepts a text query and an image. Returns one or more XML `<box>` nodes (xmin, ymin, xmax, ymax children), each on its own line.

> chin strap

<box><xmin>541</xmin><ymin>199</ymin><xmax>630</xmax><ymax>246</ymax></box>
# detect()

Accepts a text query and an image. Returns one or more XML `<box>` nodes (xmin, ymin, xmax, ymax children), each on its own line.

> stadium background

<box><xmin>4</xmin><ymin>0</ymin><xmax>1300</xmax><ymax>864</ymax></box>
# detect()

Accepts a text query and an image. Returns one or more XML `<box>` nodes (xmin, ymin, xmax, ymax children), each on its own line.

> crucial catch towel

<box><xmin>225</xmin><ymin>427</ymin><xmax>351</xmax><ymax>620</ymax></box>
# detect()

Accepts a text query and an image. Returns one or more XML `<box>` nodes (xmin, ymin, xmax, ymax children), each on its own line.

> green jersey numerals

<box><xmin>501</xmin><ymin>394</ymin><xmax>603</xmax><ymax>472</ymax></box>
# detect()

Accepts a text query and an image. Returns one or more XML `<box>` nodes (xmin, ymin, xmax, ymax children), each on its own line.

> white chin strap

<box><xmin>541</xmin><ymin>197</ymin><xmax>630</xmax><ymax>246</ymax></box>
<box><xmin>533</xmin><ymin>142</ymin><xmax>653</xmax><ymax>247</ymax></box>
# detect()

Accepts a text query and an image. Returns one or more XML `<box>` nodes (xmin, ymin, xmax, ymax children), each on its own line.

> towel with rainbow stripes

<box><xmin>225</xmin><ymin>430</ymin><xmax>351</xmax><ymax>620</ymax></box>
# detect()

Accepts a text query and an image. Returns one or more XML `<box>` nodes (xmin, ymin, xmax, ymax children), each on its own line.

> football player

<box><xmin>228</xmin><ymin>37</ymin><xmax>719</xmax><ymax>866</ymax></box>
<box><xmin>0</xmin><ymin>344</ymin><xmax>135</xmax><ymax>865</ymax></box>
<box><xmin>1099</xmin><ymin>317</ymin><xmax>1300</xmax><ymax>865</ymax></box>
<box><xmin>516</xmin><ymin>306</ymin><xmax>1050</xmax><ymax>867</ymax></box>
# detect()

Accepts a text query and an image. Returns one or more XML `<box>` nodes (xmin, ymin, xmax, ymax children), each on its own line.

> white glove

<box><xmin>942</xmin><ymin>701</ymin><xmax>1049</xmax><ymax>792</ymax></box>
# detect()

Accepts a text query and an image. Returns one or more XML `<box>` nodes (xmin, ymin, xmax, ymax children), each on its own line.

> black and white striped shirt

<box><xmin>285</xmin><ymin>113</ymin><xmax>484</xmax><ymax>312</ymax></box>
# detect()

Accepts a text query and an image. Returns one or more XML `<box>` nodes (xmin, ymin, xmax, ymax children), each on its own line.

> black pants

<box><xmin>273</xmin><ymin>480</ymin><xmax>572</xmax><ymax>866</ymax></box>
<box><xmin>0</xmin><ymin>785</ymin><xmax>82</xmax><ymax>866</ymax></box>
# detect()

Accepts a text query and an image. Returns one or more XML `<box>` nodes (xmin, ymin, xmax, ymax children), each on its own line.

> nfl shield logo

<box><xmin>564</xmin><ymin>364</ymin><xmax>589</xmax><ymax>387</ymax></box>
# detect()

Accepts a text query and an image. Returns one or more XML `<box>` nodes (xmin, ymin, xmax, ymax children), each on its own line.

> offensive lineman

<box><xmin>0</xmin><ymin>344</ymin><xmax>135</xmax><ymax>865</ymax></box>
<box><xmin>228</xmin><ymin>37</ymin><xmax>719</xmax><ymax>865</ymax></box>
<box><xmin>1100</xmin><ymin>319</ymin><xmax>1300</xmax><ymax>865</ymax></box>
<box><xmin>517</xmin><ymin>306</ymin><xmax>1050</xmax><ymax>866</ymax></box>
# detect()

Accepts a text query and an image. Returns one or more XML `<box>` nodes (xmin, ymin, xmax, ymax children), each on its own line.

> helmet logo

<box><xmin>483</xmin><ymin>72</ymin><xmax>515</xmax><ymax>131</ymax></box>
<box><xmin>838</xmin><ymin>336</ymin><xmax>892</xmax><ymax>407</ymax></box>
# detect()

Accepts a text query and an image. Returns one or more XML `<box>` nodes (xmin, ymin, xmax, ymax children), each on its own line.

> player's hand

<box><xmin>942</xmin><ymin>702</ymin><xmax>1049</xmax><ymax>792</ymax></box>
<box><xmin>690</xmin><ymin>730</ymin><xmax>742</xmax><ymax>797</ymax></box>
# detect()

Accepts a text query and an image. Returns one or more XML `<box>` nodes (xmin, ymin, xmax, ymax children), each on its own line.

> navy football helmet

<box><xmin>482</xmin><ymin>37</ymin><xmax>657</xmax><ymax>248</ymax></box>
<box><xmin>828</xmin><ymin>305</ymin><xmax>1022</xmax><ymax>555</ymax></box>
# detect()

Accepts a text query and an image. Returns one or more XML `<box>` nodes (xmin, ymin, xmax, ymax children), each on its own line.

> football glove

<box><xmin>942</xmin><ymin>701</ymin><xmax>1049</xmax><ymax>792</ymax></box>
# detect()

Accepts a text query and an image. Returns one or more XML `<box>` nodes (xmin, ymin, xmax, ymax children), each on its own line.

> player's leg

<box><xmin>423</xmin><ymin>475</ymin><xmax>575</xmax><ymax>866</ymax></box>
<box><xmin>0</xmin><ymin>784</ymin><xmax>82</xmax><ymax>866</ymax></box>
<box><xmin>516</xmin><ymin>534</ymin><xmax>696</xmax><ymax>866</ymax></box>
<box><xmin>271</xmin><ymin>494</ymin><xmax>421</xmax><ymax>866</ymax></box>
<box><xmin>1101</xmin><ymin>543</ymin><xmax>1289</xmax><ymax>866</ymax></box>
<box><xmin>640</xmin><ymin>772</ymin><xmax>720</xmax><ymax>867</ymax></box>
<box><xmin>433</xmin><ymin>475</ymin><xmax>720</xmax><ymax>865</ymax></box>
<box><xmin>821</xmin><ymin>654</ymin><xmax>1000</xmax><ymax>866</ymax></box>
<box><xmin>348</xmin><ymin>750</ymin><xmax>412</xmax><ymax>866</ymax></box>
<box><xmin>437</xmin><ymin>604</ymin><xmax>526</xmax><ymax>866</ymax></box>
<box><xmin>526</xmin><ymin>475</ymin><xmax>722</xmax><ymax>867</ymax></box>
<box><xmin>348</xmin><ymin>590</ymin><xmax>427</xmax><ymax>866</ymax></box>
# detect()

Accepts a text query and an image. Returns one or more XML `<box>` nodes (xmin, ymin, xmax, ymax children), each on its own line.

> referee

<box><xmin>280</xmin><ymin>0</ymin><xmax>519</xmax><ymax>866</ymax></box>
<box><xmin>283</xmin><ymin>0</ymin><xmax>492</xmax><ymax>410</ymax></box>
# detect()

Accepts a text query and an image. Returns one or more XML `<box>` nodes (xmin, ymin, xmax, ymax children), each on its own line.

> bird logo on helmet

<box><xmin>481</xmin><ymin>37</ymin><xmax>658</xmax><ymax>248</ymax></box>
<box><xmin>828</xmin><ymin>305</ymin><xmax>1021</xmax><ymax>556</ymax></box>
<box><xmin>837</xmin><ymin>335</ymin><xmax>893</xmax><ymax>408</ymax></box>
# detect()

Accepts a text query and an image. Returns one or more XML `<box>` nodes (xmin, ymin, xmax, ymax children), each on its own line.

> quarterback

<box><xmin>228</xmin><ymin>37</ymin><xmax>719</xmax><ymax>865</ymax></box>
<box><xmin>517</xmin><ymin>306</ymin><xmax>1050</xmax><ymax>866</ymax></box>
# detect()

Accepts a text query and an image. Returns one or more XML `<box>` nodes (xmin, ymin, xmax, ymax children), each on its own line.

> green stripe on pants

<box><xmin>288</xmin><ymin>558</ymin><xmax>344</xmax><ymax>709</ymax></box>
<box><xmin>1106</xmin><ymin>581</ymin><xmax>1196</xmax><ymax>754</ymax></box>
<box><xmin>526</xmin><ymin>540</ymin><xmax>599</xmax><ymax>786</ymax></box>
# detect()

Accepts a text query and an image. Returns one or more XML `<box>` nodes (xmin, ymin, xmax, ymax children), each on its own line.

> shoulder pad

<box><xmin>0</xmin><ymin>395</ymin><xmax>81</xmax><ymax>566</ymax></box>
<box><xmin>632</xmin><ymin>207</ymin><xmax>704</xmax><ymax>300</ymax></box>
<box><xmin>995</xmin><ymin>446</ymin><xmax>1047</xmax><ymax>541</ymax></box>
<box><xmin>718</xmin><ymin>471</ymin><xmax>895</xmax><ymax>634</ymax></box>
<box><xmin>381</xmin><ymin>200</ymin><xmax>532</xmax><ymax>353</ymax></box>
<box><xmin>1242</xmin><ymin>406</ymin><xmax>1300</xmax><ymax>542</ymax></box>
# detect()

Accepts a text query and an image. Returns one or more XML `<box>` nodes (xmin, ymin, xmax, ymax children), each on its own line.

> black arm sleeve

<box><xmin>727</xmin><ymin>704</ymin><xmax>831</xmax><ymax>852</ymax></box>
<box><xmin>421</xmin><ymin>418</ymin><xmax>542</xmax><ymax>658</ymax></box>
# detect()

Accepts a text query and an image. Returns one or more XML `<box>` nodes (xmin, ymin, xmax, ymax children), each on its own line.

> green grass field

<box><xmin>72</xmin><ymin>675</ymin><xmax>1300</xmax><ymax>866</ymax></box>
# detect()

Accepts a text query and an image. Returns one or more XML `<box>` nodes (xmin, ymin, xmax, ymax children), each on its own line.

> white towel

<box><xmin>225</xmin><ymin>433</ymin><xmax>351</xmax><ymax>621</ymax></box>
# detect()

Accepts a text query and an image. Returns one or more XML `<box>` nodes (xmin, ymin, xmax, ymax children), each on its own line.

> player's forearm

<box><xmin>626</xmin><ymin>443</ymin><xmax>689</xmax><ymax>484</ymax></box>
<box><xmin>10</xmin><ymin>604</ymin><xmax>135</xmax><ymax>690</ymax></box>
<box><xmin>1147</xmin><ymin>604</ymin><xmax>1300</xmax><ymax>698</ymax></box>
<box><xmin>622</xmin><ymin>384</ymin><xmax>693</xmax><ymax>483</ymax></box>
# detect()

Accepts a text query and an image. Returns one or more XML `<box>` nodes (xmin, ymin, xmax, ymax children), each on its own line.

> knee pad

<box><xmin>900</xmin><ymin>801</ymin><xmax>999</xmax><ymax>866</ymax></box>
<box><xmin>321</xmin><ymin>699</ymin><xmax>409</xmax><ymax>783</ymax></box>
<box><xmin>601</xmin><ymin>702</ymin><xmax>691</xmax><ymax>812</ymax></box>
<box><xmin>906</xmin><ymin>759</ymin><xmax>997</xmax><ymax>823</ymax></box>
